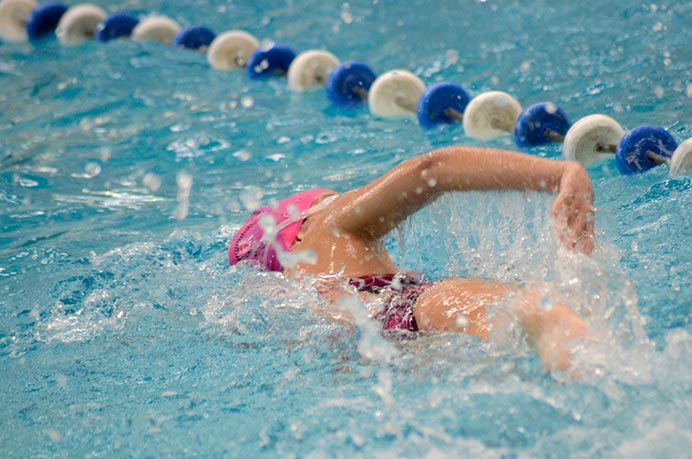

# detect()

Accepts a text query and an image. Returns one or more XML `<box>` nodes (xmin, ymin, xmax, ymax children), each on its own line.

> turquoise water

<box><xmin>1</xmin><ymin>0</ymin><xmax>691</xmax><ymax>457</ymax></box>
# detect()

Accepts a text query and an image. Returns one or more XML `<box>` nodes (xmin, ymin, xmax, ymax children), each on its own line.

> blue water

<box><xmin>1</xmin><ymin>0</ymin><xmax>691</xmax><ymax>457</ymax></box>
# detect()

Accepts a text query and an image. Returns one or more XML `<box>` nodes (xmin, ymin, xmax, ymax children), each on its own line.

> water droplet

<box><xmin>143</xmin><ymin>173</ymin><xmax>162</xmax><ymax>191</ymax></box>
<box><xmin>55</xmin><ymin>374</ymin><xmax>68</xmax><ymax>387</ymax></box>
<box><xmin>315</xmin><ymin>131</ymin><xmax>337</xmax><ymax>144</ymax></box>
<box><xmin>99</xmin><ymin>148</ymin><xmax>111</xmax><ymax>162</ymax></box>
<box><xmin>176</xmin><ymin>171</ymin><xmax>193</xmax><ymax>190</ymax></box>
<box><xmin>174</xmin><ymin>171</ymin><xmax>193</xmax><ymax>220</ymax></box>
<box><xmin>456</xmin><ymin>315</ymin><xmax>469</xmax><ymax>328</ymax></box>
<box><xmin>84</xmin><ymin>161</ymin><xmax>101</xmax><ymax>178</ymax></box>
<box><xmin>289</xmin><ymin>422</ymin><xmax>303</xmax><ymax>440</ymax></box>
<box><xmin>239</xmin><ymin>186</ymin><xmax>264</xmax><ymax>210</ymax></box>
<box><xmin>233</xmin><ymin>149</ymin><xmax>252</xmax><ymax>161</ymax></box>
<box><xmin>538</xmin><ymin>295</ymin><xmax>554</xmax><ymax>311</ymax></box>
<box><xmin>444</xmin><ymin>49</ymin><xmax>459</xmax><ymax>64</ymax></box>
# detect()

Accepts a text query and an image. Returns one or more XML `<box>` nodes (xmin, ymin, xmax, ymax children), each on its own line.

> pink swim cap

<box><xmin>229</xmin><ymin>188</ymin><xmax>331</xmax><ymax>271</ymax></box>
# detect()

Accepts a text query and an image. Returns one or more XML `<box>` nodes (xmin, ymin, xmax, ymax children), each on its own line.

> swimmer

<box><xmin>229</xmin><ymin>146</ymin><xmax>595</xmax><ymax>373</ymax></box>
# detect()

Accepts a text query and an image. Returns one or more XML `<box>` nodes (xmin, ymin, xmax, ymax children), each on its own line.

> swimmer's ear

<box><xmin>295</xmin><ymin>219</ymin><xmax>308</xmax><ymax>243</ymax></box>
<box><xmin>295</xmin><ymin>210</ymin><xmax>321</xmax><ymax>243</ymax></box>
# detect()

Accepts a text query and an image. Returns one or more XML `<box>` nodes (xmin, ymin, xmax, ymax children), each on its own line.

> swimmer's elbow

<box><xmin>415</xmin><ymin>148</ymin><xmax>473</xmax><ymax>193</ymax></box>
<box><xmin>410</xmin><ymin>150</ymin><xmax>447</xmax><ymax>187</ymax></box>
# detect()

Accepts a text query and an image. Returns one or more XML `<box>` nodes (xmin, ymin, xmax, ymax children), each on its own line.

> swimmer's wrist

<box><xmin>559</xmin><ymin>162</ymin><xmax>593</xmax><ymax>196</ymax></box>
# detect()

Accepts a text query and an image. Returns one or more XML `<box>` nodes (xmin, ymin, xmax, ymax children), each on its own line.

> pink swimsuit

<box><xmin>348</xmin><ymin>274</ymin><xmax>431</xmax><ymax>332</ymax></box>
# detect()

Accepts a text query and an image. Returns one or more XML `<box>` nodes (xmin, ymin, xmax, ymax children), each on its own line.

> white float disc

<box><xmin>131</xmin><ymin>15</ymin><xmax>180</xmax><ymax>44</ymax></box>
<box><xmin>287</xmin><ymin>49</ymin><xmax>339</xmax><ymax>91</ymax></box>
<box><xmin>0</xmin><ymin>0</ymin><xmax>36</xmax><ymax>42</ymax></box>
<box><xmin>56</xmin><ymin>3</ymin><xmax>107</xmax><ymax>45</ymax></box>
<box><xmin>462</xmin><ymin>91</ymin><xmax>522</xmax><ymax>139</ymax></box>
<box><xmin>670</xmin><ymin>137</ymin><xmax>692</xmax><ymax>176</ymax></box>
<box><xmin>562</xmin><ymin>114</ymin><xmax>624</xmax><ymax>165</ymax></box>
<box><xmin>368</xmin><ymin>69</ymin><xmax>425</xmax><ymax>119</ymax></box>
<box><xmin>207</xmin><ymin>30</ymin><xmax>259</xmax><ymax>70</ymax></box>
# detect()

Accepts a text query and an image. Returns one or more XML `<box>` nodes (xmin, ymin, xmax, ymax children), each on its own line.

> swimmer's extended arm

<box><xmin>329</xmin><ymin>146</ymin><xmax>595</xmax><ymax>253</ymax></box>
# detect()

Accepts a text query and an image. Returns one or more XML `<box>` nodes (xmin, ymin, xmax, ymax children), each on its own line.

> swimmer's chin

<box><xmin>278</xmin><ymin>248</ymin><xmax>318</xmax><ymax>272</ymax></box>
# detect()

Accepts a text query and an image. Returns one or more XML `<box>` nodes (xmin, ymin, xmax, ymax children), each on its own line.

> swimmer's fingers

<box><xmin>551</xmin><ymin>163</ymin><xmax>595</xmax><ymax>254</ymax></box>
<box><xmin>554</xmin><ymin>195</ymin><xmax>594</xmax><ymax>253</ymax></box>
<box><xmin>551</xmin><ymin>192</ymin><xmax>595</xmax><ymax>255</ymax></box>
<box><xmin>571</xmin><ymin>206</ymin><xmax>595</xmax><ymax>255</ymax></box>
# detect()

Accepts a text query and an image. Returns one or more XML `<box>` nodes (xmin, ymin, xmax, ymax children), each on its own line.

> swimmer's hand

<box><xmin>550</xmin><ymin>163</ymin><xmax>595</xmax><ymax>255</ymax></box>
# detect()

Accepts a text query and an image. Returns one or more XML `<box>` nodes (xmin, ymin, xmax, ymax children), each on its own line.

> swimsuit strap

<box><xmin>348</xmin><ymin>273</ymin><xmax>419</xmax><ymax>293</ymax></box>
<box><xmin>348</xmin><ymin>274</ymin><xmax>394</xmax><ymax>292</ymax></box>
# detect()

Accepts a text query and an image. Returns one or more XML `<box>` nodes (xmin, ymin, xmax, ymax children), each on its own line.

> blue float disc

<box><xmin>246</xmin><ymin>44</ymin><xmax>297</xmax><ymax>79</ymax></box>
<box><xmin>94</xmin><ymin>12</ymin><xmax>139</xmax><ymax>42</ymax></box>
<box><xmin>325</xmin><ymin>61</ymin><xmax>376</xmax><ymax>106</ymax></box>
<box><xmin>514</xmin><ymin>102</ymin><xmax>571</xmax><ymax>147</ymax></box>
<box><xmin>26</xmin><ymin>2</ymin><xmax>68</xmax><ymax>41</ymax></box>
<box><xmin>615</xmin><ymin>125</ymin><xmax>678</xmax><ymax>175</ymax></box>
<box><xmin>172</xmin><ymin>25</ymin><xmax>215</xmax><ymax>50</ymax></box>
<box><xmin>416</xmin><ymin>82</ymin><xmax>471</xmax><ymax>129</ymax></box>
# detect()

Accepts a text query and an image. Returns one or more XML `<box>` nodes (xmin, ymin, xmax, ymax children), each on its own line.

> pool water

<box><xmin>1</xmin><ymin>0</ymin><xmax>691</xmax><ymax>457</ymax></box>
